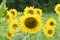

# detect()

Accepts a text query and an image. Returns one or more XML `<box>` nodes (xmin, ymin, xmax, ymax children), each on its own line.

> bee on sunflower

<box><xmin>9</xmin><ymin>9</ymin><xmax>18</xmax><ymax>17</ymax></box>
<box><xmin>19</xmin><ymin>14</ymin><xmax>43</xmax><ymax>34</ymax></box>
<box><xmin>46</xmin><ymin>18</ymin><xmax>56</xmax><ymax>27</ymax></box>
<box><xmin>9</xmin><ymin>19</ymin><xmax>20</xmax><ymax>33</ymax></box>
<box><xmin>6</xmin><ymin>32</ymin><xmax>14</xmax><ymax>39</ymax></box>
<box><xmin>24</xmin><ymin>6</ymin><xmax>37</xmax><ymax>15</ymax></box>
<box><xmin>54</xmin><ymin>4</ymin><xmax>60</xmax><ymax>15</ymax></box>
<box><xmin>34</xmin><ymin>8</ymin><xmax>43</xmax><ymax>17</ymax></box>
<box><xmin>43</xmin><ymin>25</ymin><xmax>55</xmax><ymax>37</ymax></box>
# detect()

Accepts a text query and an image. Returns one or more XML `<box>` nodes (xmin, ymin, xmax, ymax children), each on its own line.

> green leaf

<box><xmin>0</xmin><ymin>0</ymin><xmax>6</xmax><ymax>19</ymax></box>
<box><xmin>0</xmin><ymin>36</ymin><xmax>4</xmax><ymax>40</ymax></box>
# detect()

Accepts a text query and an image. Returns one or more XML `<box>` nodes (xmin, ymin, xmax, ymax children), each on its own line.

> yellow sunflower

<box><xmin>24</xmin><ymin>6</ymin><xmax>37</xmax><ymax>15</ymax></box>
<box><xmin>9</xmin><ymin>9</ymin><xmax>18</xmax><ymax>17</ymax></box>
<box><xmin>43</xmin><ymin>26</ymin><xmax>55</xmax><ymax>37</ymax></box>
<box><xmin>46</xmin><ymin>18</ymin><xmax>56</xmax><ymax>27</ymax></box>
<box><xmin>19</xmin><ymin>14</ymin><xmax>42</xmax><ymax>34</ymax></box>
<box><xmin>6</xmin><ymin>32</ymin><xmax>14</xmax><ymax>39</ymax></box>
<box><xmin>54</xmin><ymin>4</ymin><xmax>60</xmax><ymax>15</ymax></box>
<box><xmin>9</xmin><ymin>19</ymin><xmax>20</xmax><ymax>33</ymax></box>
<box><xmin>35</xmin><ymin>8</ymin><xmax>43</xmax><ymax>16</ymax></box>
<box><xmin>5</xmin><ymin>12</ymin><xmax>13</xmax><ymax>22</ymax></box>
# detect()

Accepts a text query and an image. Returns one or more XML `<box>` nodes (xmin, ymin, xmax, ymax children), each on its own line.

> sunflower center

<box><xmin>58</xmin><ymin>7</ymin><xmax>60</xmax><ymax>11</ymax></box>
<box><xmin>6</xmin><ymin>15</ymin><xmax>9</xmax><ymax>19</ymax></box>
<box><xmin>28</xmin><ymin>10</ymin><xmax>33</xmax><ymax>14</ymax></box>
<box><xmin>48</xmin><ymin>30</ymin><xmax>52</xmax><ymax>34</ymax></box>
<box><xmin>50</xmin><ymin>22</ymin><xmax>54</xmax><ymax>26</ymax></box>
<box><xmin>8</xmin><ymin>33</ymin><xmax>12</xmax><ymax>37</ymax></box>
<box><xmin>11</xmin><ymin>11</ymin><xmax>15</xmax><ymax>15</ymax></box>
<box><xmin>25</xmin><ymin>17</ymin><xmax>37</xmax><ymax>29</ymax></box>
<box><xmin>13</xmin><ymin>24</ymin><xmax>18</xmax><ymax>29</ymax></box>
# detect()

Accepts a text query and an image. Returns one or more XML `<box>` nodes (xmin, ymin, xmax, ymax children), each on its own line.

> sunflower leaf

<box><xmin>0</xmin><ymin>0</ymin><xmax>6</xmax><ymax>19</ymax></box>
<box><xmin>0</xmin><ymin>36</ymin><xmax>4</xmax><ymax>40</ymax></box>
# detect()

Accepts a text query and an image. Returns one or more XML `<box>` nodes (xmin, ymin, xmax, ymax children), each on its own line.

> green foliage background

<box><xmin>0</xmin><ymin>0</ymin><xmax>60</xmax><ymax>12</ymax></box>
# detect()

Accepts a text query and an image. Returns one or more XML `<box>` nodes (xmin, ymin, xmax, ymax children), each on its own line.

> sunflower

<box><xmin>24</xmin><ymin>6</ymin><xmax>37</xmax><ymax>15</ymax></box>
<box><xmin>46</xmin><ymin>18</ymin><xmax>56</xmax><ymax>27</ymax></box>
<box><xmin>54</xmin><ymin>4</ymin><xmax>60</xmax><ymax>15</ymax></box>
<box><xmin>9</xmin><ymin>9</ymin><xmax>18</xmax><ymax>17</ymax></box>
<box><xmin>19</xmin><ymin>14</ymin><xmax>42</xmax><ymax>34</ymax></box>
<box><xmin>5</xmin><ymin>12</ymin><xmax>13</xmax><ymax>22</ymax></box>
<box><xmin>35</xmin><ymin>8</ymin><xmax>43</xmax><ymax>16</ymax></box>
<box><xmin>9</xmin><ymin>19</ymin><xmax>20</xmax><ymax>33</ymax></box>
<box><xmin>6</xmin><ymin>32</ymin><xmax>14</xmax><ymax>39</ymax></box>
<box><xmin>43</xmin><ymin>26</ymin><xmax>55</xmax><ymax>37</ymax></box>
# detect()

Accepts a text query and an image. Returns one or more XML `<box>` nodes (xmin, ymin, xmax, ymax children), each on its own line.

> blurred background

<box><xmin>0</xmin><ymin>0</ymin><xmax>60</xmax><ymax>12</ymax></box>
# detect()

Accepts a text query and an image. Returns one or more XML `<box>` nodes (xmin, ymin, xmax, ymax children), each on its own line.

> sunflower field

<box><xmin>0</xmin><ymin>0</ymin><xmax>60</xmax><ymax>40</ymax></box>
